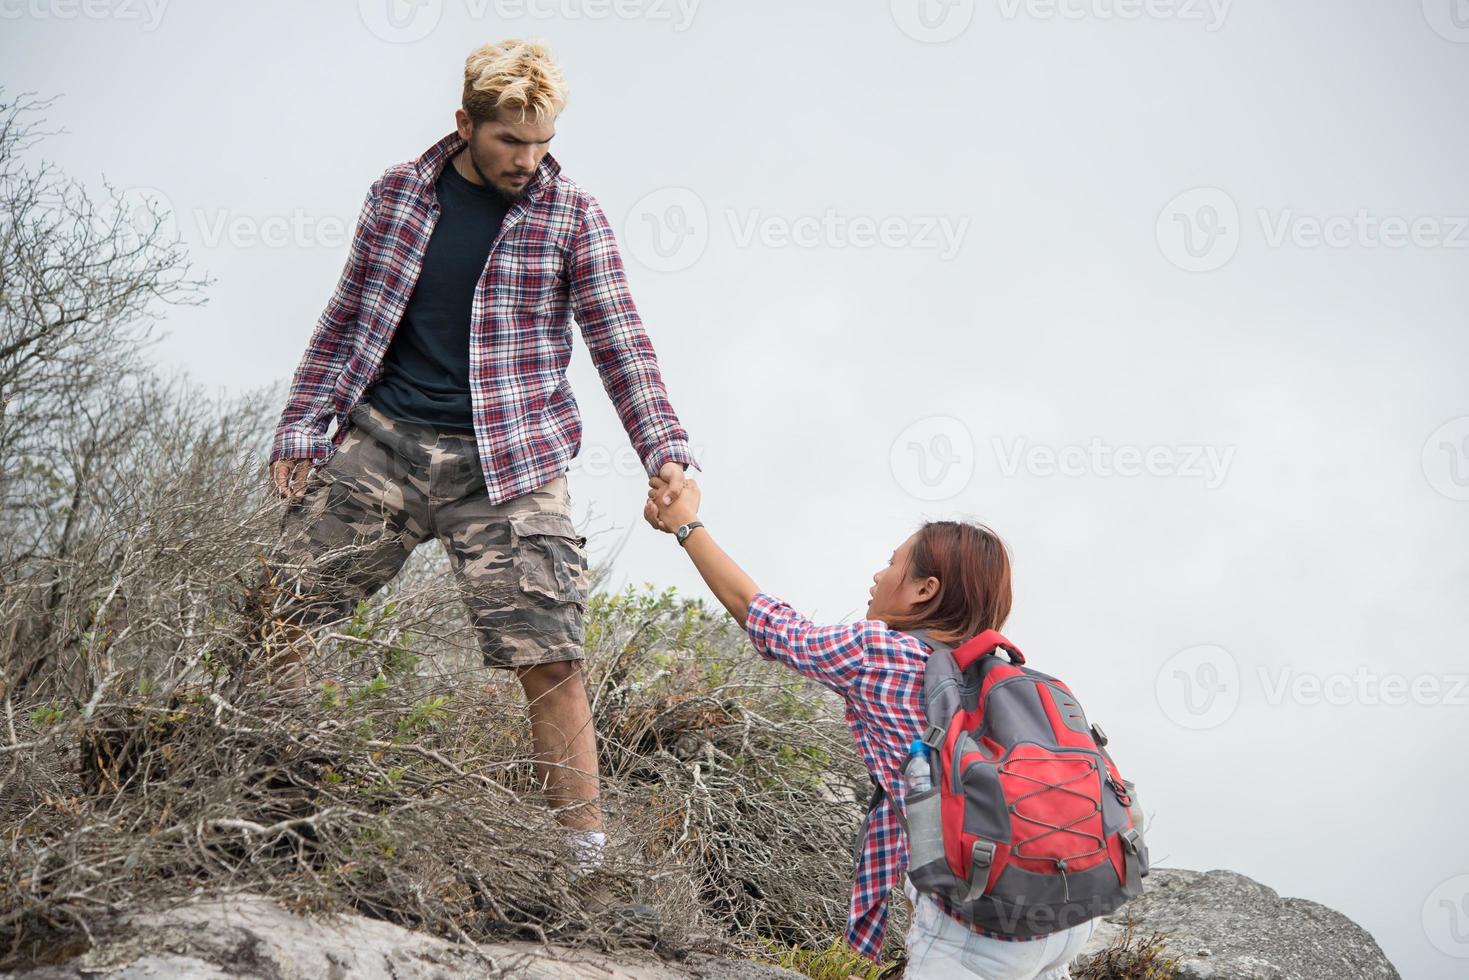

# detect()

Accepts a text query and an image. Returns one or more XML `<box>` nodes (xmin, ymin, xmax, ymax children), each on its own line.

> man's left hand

<box><xmin>654</xmin><ymin>461</ymin><xmax>686</xmax><ymax>507</ymax></box>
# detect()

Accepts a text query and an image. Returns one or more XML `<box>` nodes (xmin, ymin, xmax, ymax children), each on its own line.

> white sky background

<box><xmin>5</xmin><ymin>1</ymin><xmax>1468</xmax><ymax>976</ymax></box>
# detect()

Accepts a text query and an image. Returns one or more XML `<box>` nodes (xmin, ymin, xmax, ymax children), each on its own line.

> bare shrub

<box><xmin>0</xmin><ymin>87</ymin><xmax>212</xmax><ymax>700</ymax></box>
<box><xmin>1073</xmin><ymin>919</ymin><xmax>1178</xmax><ymax>980</ymax></box>
<box><xmin>0</xmin><ymin>566</ymin><xmax>871</xmax><ymax>969</ymax></box>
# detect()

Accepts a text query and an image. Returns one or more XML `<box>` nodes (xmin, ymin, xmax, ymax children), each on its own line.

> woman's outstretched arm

<box><xmin>645</xmin><ymin>477</ymin><xmax>873</xmax><ymax>695</ymax></box>
<box><xmin>644</xmin><ymin>477</ymin><xmax>757</xmax><ymax>624</ymax></box>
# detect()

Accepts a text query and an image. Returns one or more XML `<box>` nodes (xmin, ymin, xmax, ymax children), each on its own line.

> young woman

<box><xmin>643</xmin><ymin>478</ymin><xmax>1099</xmax><ymax>979</ymax></box>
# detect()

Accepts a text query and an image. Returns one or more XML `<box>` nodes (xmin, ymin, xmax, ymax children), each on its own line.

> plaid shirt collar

<box><xmin>410</xmin><ymin>129</ymin><xmax>562</xmax><ymax>203</ymax></box>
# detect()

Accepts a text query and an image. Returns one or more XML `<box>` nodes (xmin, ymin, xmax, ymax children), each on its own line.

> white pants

<box><xmin>903</xmin><ymin>881</ymin><xmax>1098</xmax><ymax>980</ymax></box>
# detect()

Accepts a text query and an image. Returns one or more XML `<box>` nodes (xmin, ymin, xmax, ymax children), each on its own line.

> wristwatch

<box><xmin>675</xmin><ymin>520</ymin><xmax>704</xmax><ymax>546</ymax></box>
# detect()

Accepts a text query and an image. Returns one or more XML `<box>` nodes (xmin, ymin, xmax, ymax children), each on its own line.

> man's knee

<box><xmin>516</xmin><ymin>658</ymin><xmax>585</xmax><ymax>699</ymax></box>
<box><xmin>259</xmin><ymin>563</ymin><xmax>353</xmax><ymax>630</ymax></box>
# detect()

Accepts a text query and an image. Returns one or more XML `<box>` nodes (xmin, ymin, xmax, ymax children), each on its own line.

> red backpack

<box><xmin>887</xmin><ymin>628</ymin><xmax>1148</xmax><ymax>936</ymax></box>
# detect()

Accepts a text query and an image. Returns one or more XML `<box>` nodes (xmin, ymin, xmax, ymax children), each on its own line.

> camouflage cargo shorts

<box><xmin>266</xmin><ymin>402</ymin><xmax>590</xmax><ymax>668</ymax></box>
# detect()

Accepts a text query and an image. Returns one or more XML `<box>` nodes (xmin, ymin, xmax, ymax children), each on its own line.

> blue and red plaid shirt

<box><xmin>744</xmin><ymin>592</ymin><xmax>1036</xmax><ymax>962</ymax></box>
<box><xmin>272</xmin><ymin>130</ymin><xmax>697</xmax><ymax>504</ymax></box>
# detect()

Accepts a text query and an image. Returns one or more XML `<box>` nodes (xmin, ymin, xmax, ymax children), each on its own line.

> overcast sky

<box><xmin>6</xmin><ymin>1</ymin><xmax>1468</xmax><ymax>975</ymax></box>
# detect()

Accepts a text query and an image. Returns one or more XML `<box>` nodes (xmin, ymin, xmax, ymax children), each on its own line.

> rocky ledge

<box><xmin>7</xmin><ymin>893</ymin><xmax>801</xmax><ymax>980</ymax></box>
<box><xmin>1079</xmin><ymin>867</ymin><xmax>1400</xmax><ymax>980</ymax></box>
<box><xmin>6</xmin><ymin>867</ymin><xmax>1400</xmax><ymax>979</ymax></box>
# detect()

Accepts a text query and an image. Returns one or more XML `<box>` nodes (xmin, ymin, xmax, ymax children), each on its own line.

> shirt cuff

<box><xmin>270</xmin><ymin>424</ymin><xmax>332</xmax><ymax>465</ymax></box>
<box><xmin>645</xmin><ymin>442</ymin><xmax>700</xmax><ymax>477</ymax></box>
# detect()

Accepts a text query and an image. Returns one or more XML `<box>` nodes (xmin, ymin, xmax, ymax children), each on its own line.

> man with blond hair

<box><xmin>265</xmin><ymin>39</ymin><xmax>695</xmax><ymax>920</ymax></box>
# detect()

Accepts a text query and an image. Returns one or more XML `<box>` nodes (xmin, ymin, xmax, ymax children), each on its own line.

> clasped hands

<box><xmin>643</xmin><ymin>463</ymin><xmax>699</xmax><ymax>536</ymax></box>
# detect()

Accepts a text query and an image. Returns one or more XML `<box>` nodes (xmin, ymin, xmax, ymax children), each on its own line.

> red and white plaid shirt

<box><xmin>744</xmin><ymin>592</ymin><xmax>1035</xmax><ymax>962</ymax></box>
<box><xmin>272</xmin><ymin>130</ymin><xmax>696</xmax><ymax>504</ymax></box>
<box><xmin>743</xmin><ymin>591</ymin><xmax>929</xmax><ymax>962</ymax></box>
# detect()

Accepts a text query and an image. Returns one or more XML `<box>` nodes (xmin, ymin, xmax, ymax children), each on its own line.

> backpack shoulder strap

<box><xmin>855</xmin><ymin>628</ymin><xmax>975</xmax><ymax>859</ymax></box>
<box><xmin>901</xmin><ymin>628</ymin><xmax>954</xmax><ymax>660</ymax></box>
<box><xmin>861</xmin><ymin>628</ymin><xmax>957</xmax><ymax>817</ymax></box>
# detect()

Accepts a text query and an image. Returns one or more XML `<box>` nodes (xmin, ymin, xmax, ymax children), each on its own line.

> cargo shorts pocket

<box><xmin>508</xmin><ymin>511</ymin><xmax>589</xmax><ymax>607</ymax></box>
<box><xmin>299</xmin><ymin>429</ymin><xmax>363</xmax><ymax>503</ymax></box>
<box><xmin>282</xmin><ymin>456</ymin><xmax>339</xmax><ymax>522</ymax></box>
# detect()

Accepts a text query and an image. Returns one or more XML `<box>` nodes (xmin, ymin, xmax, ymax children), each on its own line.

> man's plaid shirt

<box><xmin>271</xmin><ymin>130</ymin><xmax>696</xmax><ymax>503</ymax></box>
<box><xmin>744</xmin><ymin>592</ymin><xmax>1038</xmax><ymax>962</ymax></box>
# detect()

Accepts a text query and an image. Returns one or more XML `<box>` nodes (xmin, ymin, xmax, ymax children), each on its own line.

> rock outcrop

<box><xmin>6</xmin><ymin>867</ymin><xmax>1401</xmax><ymax>979</ymax></box>
<box><xmin>1079</xmin><ymin>867</ymin><xmax>1400</xmax><ymax>980</ymax></box>
<box><xmin>6</xmin><ymin>894</ymin><xmax>801</xmax><ymax>980</ymax></box>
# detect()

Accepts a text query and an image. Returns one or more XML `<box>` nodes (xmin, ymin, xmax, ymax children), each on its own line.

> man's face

<box><xmin>455</xmin><ymin>108</ymin><xmax>557</xmax><ymax>198</ymax></box>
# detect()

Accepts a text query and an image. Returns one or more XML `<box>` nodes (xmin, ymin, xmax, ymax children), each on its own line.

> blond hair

<box><xmin>462</xmin><ymin>39</ymin><xmax>568</xmax><ymax>125</ymax></box>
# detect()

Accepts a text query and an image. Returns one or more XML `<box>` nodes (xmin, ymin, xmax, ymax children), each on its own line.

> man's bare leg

<box><xmin>515</xmin><ymin>659</ymin><xmax>603</xmax><ymax>833</ymax></box>
<box><xmin>516</xmin><ymin>658</ymin><xmax>655</xmax><ymax>924</ymax></box>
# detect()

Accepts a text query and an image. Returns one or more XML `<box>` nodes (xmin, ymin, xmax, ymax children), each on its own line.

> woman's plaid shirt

<box><xmin>743</xmin><ymin>592</ymin><xmax>1038</xmax><ymax>962</ymax></box>
<box><xmin>271</xmin><ymin>130</ymin><xmax>696</xmax><ymax>504</ymax></box>
<box><xmin>743</xmin><ymin>591</ymin><xmax>933</xmax><ymax>962</ymax></box>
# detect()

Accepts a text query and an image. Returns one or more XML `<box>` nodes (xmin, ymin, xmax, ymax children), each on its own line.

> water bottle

<box><xmin>903</xmin><ymin>738</ymin><xmax>947</xmax><ymax>880</ymax></box>
<box><xmin>904</xmin><ymin>738</ymin><xmax>933</xmax><ymax>795</ymax></box>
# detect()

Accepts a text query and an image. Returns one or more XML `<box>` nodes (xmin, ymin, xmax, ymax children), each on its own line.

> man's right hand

<box><xmin>270</xmin><ymin>458</ymin><xmax>314</xmax><ymax>501</ymax></box>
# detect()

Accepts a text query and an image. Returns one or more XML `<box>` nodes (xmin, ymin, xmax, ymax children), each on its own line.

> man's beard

<box><xmin>466</xmin><ymin>144</ymin><xmax>530</xmax><ymax>204</ymax></box>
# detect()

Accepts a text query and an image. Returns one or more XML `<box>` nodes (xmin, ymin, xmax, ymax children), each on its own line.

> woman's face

<box><xmin>865</xmin><ymin>531</ymin><xmax>939</xmax><ymax>622</ymax></box>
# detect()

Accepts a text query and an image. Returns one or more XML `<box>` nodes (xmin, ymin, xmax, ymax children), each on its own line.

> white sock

<box><xmin>568</xmin><ymin>830</ymin><xmax>606</xmax><ymax>879</ymax></box>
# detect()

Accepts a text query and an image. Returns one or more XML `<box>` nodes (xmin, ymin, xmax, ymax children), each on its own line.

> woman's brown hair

<box><xmin>885</xmin><ymin>521</ymin><xmax>1013</xmax><ymax>641</ymax></box>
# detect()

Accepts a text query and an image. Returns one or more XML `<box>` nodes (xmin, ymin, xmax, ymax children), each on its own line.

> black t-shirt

<box><xmin>367</xmin><ymin>158</ymin><xmax>512</xmax><ymax>432</ymax></box>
